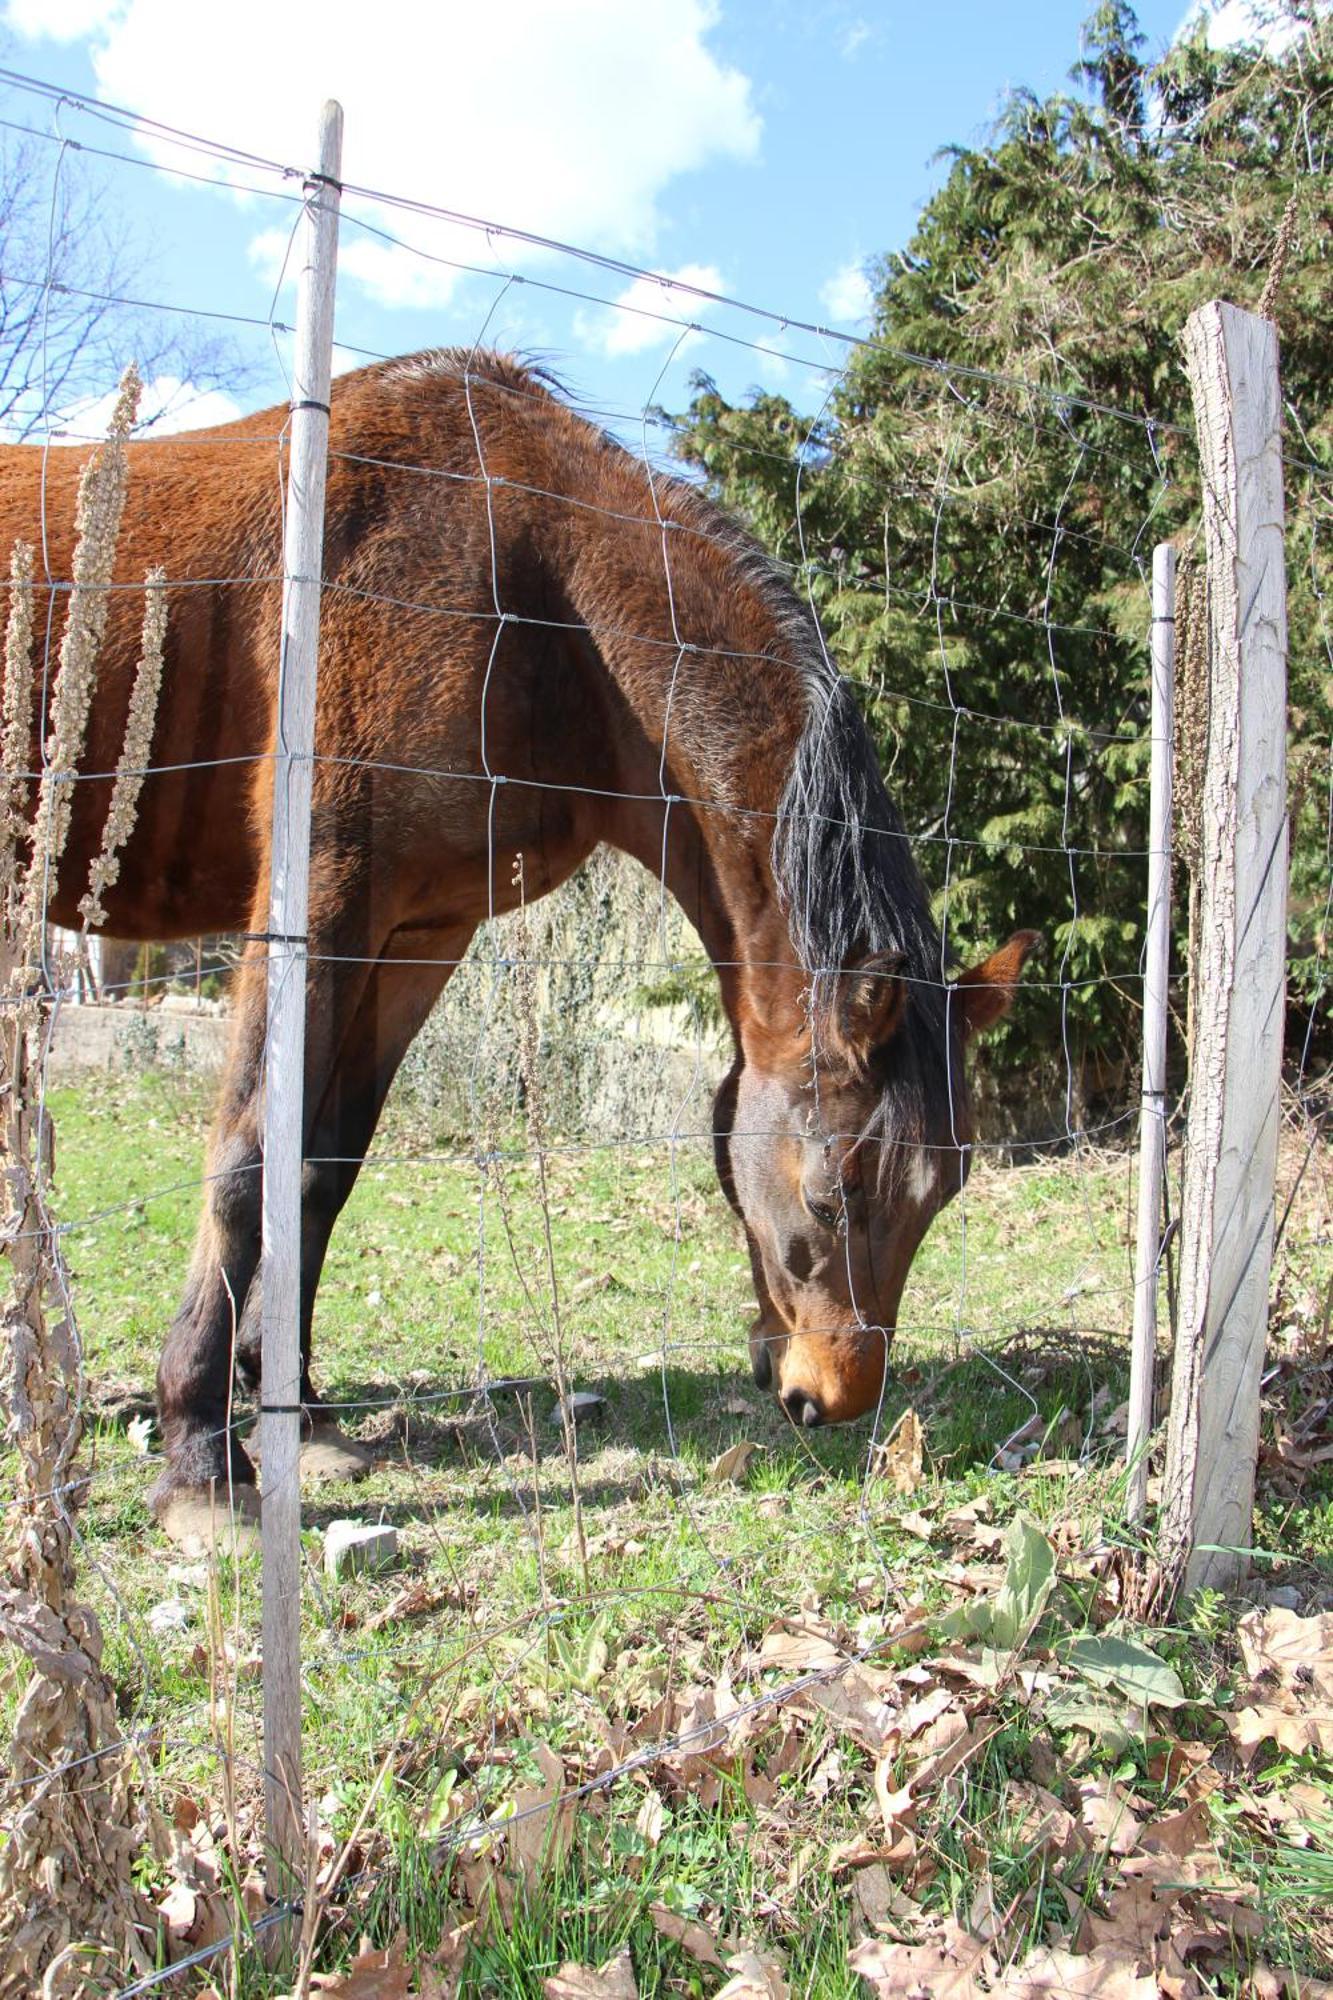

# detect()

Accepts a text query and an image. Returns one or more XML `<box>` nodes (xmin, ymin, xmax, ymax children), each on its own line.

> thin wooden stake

<box><xmin>1160</xmin><ymin>302</ymin><xmax>1288</xmax><ymax>1597</ymax></box>
<box><xmin>1126</xmin><ymin>545</ymin><xmax>1175</xmax><ymax>1528</ymax></box>
<box><xmin>260</xmin><ymin>99</ymin><xmax>342</xmax><ymax>1900</ymax></box>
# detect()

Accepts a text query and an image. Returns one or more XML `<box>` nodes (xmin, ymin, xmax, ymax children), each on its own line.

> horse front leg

<box><xmin>149</xmin><ymin>946</ymin><xmax>272</xmax><ymax>1548</ymax></box>
<box><xmin>150</xmin><ymin>929</ymin><xmax>380</xmax><ymax>1548</ymax></box>
<box><xmin>712</xmin><ymin>1054</ymin><xmax>785</xmax><ymax>1392</ymax></box>
<box><xmin>275</xmin><ymin>924</ymin><xmax>471</xmax><ymax>1485</ymax></box>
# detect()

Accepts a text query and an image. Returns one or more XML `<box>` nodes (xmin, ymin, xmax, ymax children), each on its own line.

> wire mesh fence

<box><xmin>0</xmin><ymin>62</ymin><xmax>1327</xmax><ymax>2000</ymax></box>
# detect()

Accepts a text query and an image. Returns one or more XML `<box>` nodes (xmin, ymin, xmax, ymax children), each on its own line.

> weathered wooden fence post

<box><xmin>261</xmin><ymin>98</ymin><xmax>342</xmax><ymax>1896</ymax></box>
<box><xmin>1126</xmin><ymin>542</ymin><xmax>1174</xmax><ymax>1529</ymax></box>
<box><xmin>1159</xmin><ymin>302</ymin><xmax>1288</xmax><ymax>1597</ymax></box>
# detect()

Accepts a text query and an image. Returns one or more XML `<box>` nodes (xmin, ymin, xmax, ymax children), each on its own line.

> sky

<box><xmin>0</xmin><ymin>0</ymin><xmax>1285</xmax><ymax>439</ymax></box>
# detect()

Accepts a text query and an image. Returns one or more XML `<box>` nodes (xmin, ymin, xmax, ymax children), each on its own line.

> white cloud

<box><xmin>820</xmin><ymin>258</ymin><xmax>873</xmax><ymax>326</ymax></box>
<box><xmin>5</xmin><ymin>0</ymin><xmax>761</xmax><ymax>312</ymax></box>
<box><xmin>840</xmin><ymin>18</ymin><xmax>875</xmax><ymax>59</ymax></box>
<box><xmin>574</xmin><ymin>263</ymin><xmax>727</xmax><ymax>358</ymax></box>
<box><xmin>4</xmin><ymin>0</ymin><xmax>122</xmax><ymax>37</ymax></box>
<box><xmin>1175</xmin><ymin>0</ymin><xmax>1312</xmax><ymax>52</ymax></box>
<box><xmin>53</xmin><ymin>374</ymin><xmax>243</xmax><ymax>441</ymax></box>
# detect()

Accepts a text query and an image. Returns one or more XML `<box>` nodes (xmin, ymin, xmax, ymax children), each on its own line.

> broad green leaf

<box><xmin>1044</xmin><ymin>1690</ymin><xmax>1137</xmax><ymax>1754</ymax></box>
<box><xmin>942</xmin><ymin>1514</ymin><xmax>1056</xmax><ymax>1653</ymax></box>
<box><xmin>1064</xmin><ymin>1634</ymin><xmax>1187</xmax><ymax>1711</ymax></box>
<box><xmin>991</xmin><ymin>1515</ymin><xmax>1057</xmax><ymax>1651</ymax></box>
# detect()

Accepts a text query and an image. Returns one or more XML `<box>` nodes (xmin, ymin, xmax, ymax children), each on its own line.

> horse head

<box><xmin>718</xmin><ymin>930</ymin><xmax>1040</xmax><ymax>1428</ymax></box>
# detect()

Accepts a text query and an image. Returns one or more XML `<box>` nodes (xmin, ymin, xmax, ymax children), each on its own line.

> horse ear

<box><xmin>953</xmin><ymin>930</ymin><xmax>1042</xmax><ymax>1040</ymax></box>
<box><xmin>826</xmin><ymin>949</ymin><xmax>908</xmax><ymax>1068</ymax></box>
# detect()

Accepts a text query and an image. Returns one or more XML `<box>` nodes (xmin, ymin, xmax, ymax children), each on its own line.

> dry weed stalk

<box><xmin>80</xmin><ymin>565</ymin><xmax>165</xmax><ymax>930</ymax></box>
<box><xmin>0</xmin><ymin>541</ymin><xmax>35</xmax><ymax>921</ymax></box>
<box><xmin>13</xmin><ymin>366</ymin><xmax>140</xmax><ymax>975</ymax></box>
<box><xmin>0</xmin><ymin>366</ymin><xmax>168</xmax><ymax>1997</ymax></box>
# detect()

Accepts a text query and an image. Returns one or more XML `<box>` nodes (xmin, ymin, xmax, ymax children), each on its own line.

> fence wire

<box><xmin>0</xmin><ymin>61</ymin><xmax>1323</xmax><ymax>2000</ymax></box>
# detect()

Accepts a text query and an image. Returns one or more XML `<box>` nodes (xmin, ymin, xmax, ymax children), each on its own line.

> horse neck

<box><xmin>547</xmin><ymin>482</ymin><xmax>817</xmax><ymax>1069</ymax></box>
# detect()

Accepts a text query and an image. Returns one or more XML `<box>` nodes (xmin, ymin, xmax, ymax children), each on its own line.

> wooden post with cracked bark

<box><xmin>1160</xmin><ymin>302</ymin><xmax>1288</xmax><ymax>1597</ymax></box>
<box><xmin>260</xmin><ymin>99</ymin><xmax>342</xmax><ymax>1902</ymax></box>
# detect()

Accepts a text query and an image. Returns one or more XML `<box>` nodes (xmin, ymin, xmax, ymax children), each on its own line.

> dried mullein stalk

<box><xmin>0</xmin><ymin>541</ymin><xmax>35</xmax><ymax>923</ymax></box>
<box><xmin>14</xmin><ymin>365</ymin><xmax>141</xmax><ymax>970</ymax></box>
<box><xmin>0</xmin><ymin>368</ymin><xmax>155</xmax><ymax>1995</ymax></box>
<box><xmin>80</xmin><ymin>566</ymin><xmax>166</xmax><ymax>931</ymax></box>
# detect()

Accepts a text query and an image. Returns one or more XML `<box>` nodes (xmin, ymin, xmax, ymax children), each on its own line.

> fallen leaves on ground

<box><xmin>850</xmin><ymin>1916</ymin><xmax>991</xmax><ymax>1997</ymax></box>
<box><xmin>544</xmin><ymin>1949</ymin><xmax>637</xmax><ymax>1998</ymax></box>
<box><xmin>871</xmin><ymin>1408</ymin><xmax>925</xmax><ymax>1494</ymax></box>
<box><xmin>1229</xmin><ymin>1606</ymin><xmax>1333</xmax><ymax>1762</ymax></box>
<box><xmin>648</xmin><ymin>1902</ymin><xmax>725</xmax><ymax>1968</ymax></box>
<box><xmin>715</xmin><ymin>1946</ymin><xmax>791</xmax><ymax>1999</ymax></box>
<box><xmin>505</xmin><ymin>1742</ymin><xmax>576</xmax><ymax>1887</ymax></box>
<box><xmin>709</xmin><ymin>1439</ymin><xmax>765</xmax><ymax>1482</ymax></box>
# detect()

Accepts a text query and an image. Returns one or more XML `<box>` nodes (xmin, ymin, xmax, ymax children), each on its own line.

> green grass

<box><xmin>12</xmin><ymin>1064</ymin><xmax>1333</xmax><ymax>1993</ymax></box>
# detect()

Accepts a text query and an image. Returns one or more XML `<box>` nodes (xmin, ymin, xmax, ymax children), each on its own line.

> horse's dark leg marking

<box><xmin>713</xmin><ymin>1057</ymin><xmax>785</xmax><ymax>1391</ymax></box>
<box><xmin>151</xmin><ymin>896</ymin><xmax>384</xmax><ymax>1512</ymax></box>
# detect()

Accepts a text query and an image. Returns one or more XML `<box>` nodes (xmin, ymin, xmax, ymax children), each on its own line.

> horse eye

<box><xmin>804</xmin><ymin>1195</ymin><xmax>841</xmax><ymax>1232</ymax></box>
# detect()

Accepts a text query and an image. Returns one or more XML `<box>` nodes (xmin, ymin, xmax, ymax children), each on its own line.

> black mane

<box><xmin>773</xmin><ymin>670</ymin><xmax>960</xmax><ymax>1148</ymax></box>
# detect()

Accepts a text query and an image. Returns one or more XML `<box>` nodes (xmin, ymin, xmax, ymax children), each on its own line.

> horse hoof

<box><xmin>156</xmin><ymin>1484</ymin><xmax>262</xmax><ymax>1559</ymax></box>
<box><xmin>300</xmin><ymin>1426</ymin><xmax>375</xmax><ymax>1485</ymax></box>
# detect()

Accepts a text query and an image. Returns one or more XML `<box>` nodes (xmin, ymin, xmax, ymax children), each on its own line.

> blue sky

<box><xmin>0</xmin><ymin>1</ymin><xmax>1238</xmax><ymax>436</ymax></box>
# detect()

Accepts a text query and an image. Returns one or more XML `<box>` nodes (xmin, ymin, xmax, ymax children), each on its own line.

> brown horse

<box><xmin>0</xmin><ymin>352</ymin><xmax>1035</xmax><ymax>1546</ymax></box>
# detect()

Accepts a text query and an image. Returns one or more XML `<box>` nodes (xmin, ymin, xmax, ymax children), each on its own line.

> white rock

<box><xmin>148</xmin><ymin>1599</ymin><xmax>191</xmax><ymax>1635</ymax></box>
<box><xmin>323</xmin><ymin>1519</ymin><xmax>399</xmax><ymax>1580</ymax></box>
<box><xmin>550</xmin><ymin>1391</ymin><xmax>607</xmax><ymax>1427</ymax></box>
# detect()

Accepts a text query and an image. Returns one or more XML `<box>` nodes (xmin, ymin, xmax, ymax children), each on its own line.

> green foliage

<box><xmin>1063</xmin><ymin>1632</ymin><xmax>1188</xmax><ymax>1710</ymax></box>
<box><xmin>671</xmin><ymin>3</ymin><xmax>1332</xmax><ymax>1087</ymax></box>
<box><xmin>943</xmin><ymin>1513</ymin><xmax>1057</xmax><ymax>1652</ymax></box>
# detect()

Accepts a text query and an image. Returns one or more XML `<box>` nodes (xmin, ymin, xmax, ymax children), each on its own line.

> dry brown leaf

<box><xmin>1007</xmin><ymin>1781</ymin><xmax>1085</xmax><ymax>1859</ymax></box>
<box><xmin>159</xmin><ymin>1881</ymin><xmax>230</xmax><ymax>1956</ymax></box>
<box><xmin>873</xmin><ymin>1752</ymin><xmax>917</xmax><ymax>1859</ymax></box>
<box><xmin>1229</xmin><ymin>1702</ymin><xmax>1333</xmax><ymax>1763</ymax></box>
<box><xmin>716</xmin><ymin>1947</ymin><xmax>791</xmax><ymax>1999</ymax></box>
<box><xmin>1079</xmin><ymin>1869</ymin><xmax>1164</xmax><ymax>1965</ymax></box>
<box><xmin>305</xmin><ymin>1935</ymin><xmax>414</xmax><ymax>1998</ymax></box>
<box><xmin>912</xmin><ymin>1706</ymin><xmax>970</xmax><ymax>1762</ymax></box>
<box><xmin>899</xmin><ymin>1686</ymin><xmax>956</xmax><ymax>1741</ymax></box>
<box><xmin>912</xmin><ymin>1719</ymin><xmax>990</xmax><ymax>1793</ymax></box>
<box><xmin>457</xmin><ymin>1851</ymin><xmax>514</xmax><ymax>1932</ymax></box>
<box><xmin>990</xmin><ymin>1945</ymin><xmax>1159</xmax><ymax>1999</ymax></box>
<box><xmin>1248</xmin><ymin>1970</ymin><xmax>1333</xmax><ymax>2000</ymax></box>
<box><xmin>366</xmin><ymin>1580</ymin><xmax>451</xmax><ymax>1632</ymax></box>
<box><xmin>1140</xmin><ymin>1794</ymin><xmax>1215</xmax><ymax>1861</ymax></box>
<box><xmin>852</xmin><ymin>1862</ymin><xmax>901</xmax><ymax>1933</ymax></box>
<box><xmin>634</xmin><ymin>1789</ymin><xmax>665</xmax><ymax>1847</ymax></box>
<box><xmin>967</xmin><ymin>1881</ymin><xmax>1005</xmax><ymax>1946</ymax></box>
<box><xmin>794</xmin><ymin>1668</ymin><xmax>898</xmax><ymax>1754</ymax></box>
<box><xmin>850</xmin><ymin>1917</ymin><xmax>991</xmax><ymax>1997</ymax></box>
<box><xmin>507</xmin><ymin>1744</ymin><xmax>575</xmax><ymax>1888</ymax></box>
<box><xmin>648</xmin><ymin>1901</ymin><xmax>724</xmax><ymax>1969</ymax></box>
<box><xmin>1238</xmin><ymin>1606</ymin><xmax>1333</xmax><ymax>1699</ymax></box>
<box><xmin>757</xmin><ymin>1621</ymin><xmax>844</xmax><ymax>1675</ymax></box>
<box><xmin>543</xmin><ymin>1949</ymin><xmax>638</xmax><ymax>1999</ymax></box>
<box><xmin>709</xmin><ymin>1440</ymin><xmax>764</xmax><ymax>1483</ymax></box>
<box><xmin>871</xmin><ymin>1409</ymin><xmax>925</xmax><ymax>1495</ymax></box>
<box><xmin>1250</xmin><ymin>1779</ymin><xmax>1329</xmax><ymax>1833</ymax></box>
<box><xmin>429</xmin><ymin>1925</ymin><xmax>472</xmax><ymax>2000</ymax></box>
<box><xmin>1078</xmin><ymin>1778</ymin><xmax>1143</xmax><ymax>1857</ymax></box>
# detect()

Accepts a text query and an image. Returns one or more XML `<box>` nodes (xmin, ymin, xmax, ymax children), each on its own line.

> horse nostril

<box><xmin>782</xmin><ymin>1388</ymin><xmax>823</xmax><ymax>1429</ymax></box>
